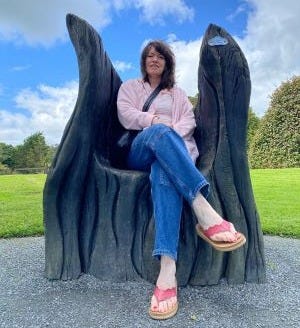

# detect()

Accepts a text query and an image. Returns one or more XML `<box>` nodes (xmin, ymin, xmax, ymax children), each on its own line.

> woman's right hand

<box><xmin>152</xmin><ymin>116</ymin><xmax>172</xmax><ymax>128</ymax></box>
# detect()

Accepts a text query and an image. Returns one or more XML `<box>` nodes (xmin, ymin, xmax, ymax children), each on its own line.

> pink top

<box><xmin>153</xmin><ymin>93</ymin><xmax>173</xmax><ymax>126</ymax></box>
<box><xmin>117</xmin><ymin>79</ymin><xmax>199</xmax><ymax>162</ymax></box>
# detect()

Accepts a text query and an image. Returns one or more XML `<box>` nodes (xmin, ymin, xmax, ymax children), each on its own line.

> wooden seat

<box><xmin>43</xmin><ymin>14</ymin><xmax>266</xmax><ymax>285</ymax></box>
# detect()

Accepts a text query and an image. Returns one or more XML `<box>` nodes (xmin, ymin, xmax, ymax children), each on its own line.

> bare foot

<box><xmin>192</xmin><ymin>193</ymin><xmax>239</xmax><ymax>243</ymax></box>
<box><xmin>150</xmin><ymin>256</ymin><xmax>177</xmax><ymax>313</ymax></box>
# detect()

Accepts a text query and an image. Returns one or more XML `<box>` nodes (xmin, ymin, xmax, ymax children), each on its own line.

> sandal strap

<box><xmin>153</xmin><ymin>286</ymin><xmax>177</xmax><ymax>302</ymax></box>
<box><xmin>203</xmin><ymin>219</ymin><xmax>232</xmax><ymax>238</ymax></box>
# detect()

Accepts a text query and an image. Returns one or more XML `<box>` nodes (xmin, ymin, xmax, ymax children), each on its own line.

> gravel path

<box><xmin>0</xmin><ymin>236</ymin><xmax>299</xmax><ymax>328</ymax></box>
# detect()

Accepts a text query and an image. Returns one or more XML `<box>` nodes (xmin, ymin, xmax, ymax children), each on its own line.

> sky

<box><xmin>0</xmin><ymin>0</ymin><xmax>299</xmax><ymax>146</ymax></box>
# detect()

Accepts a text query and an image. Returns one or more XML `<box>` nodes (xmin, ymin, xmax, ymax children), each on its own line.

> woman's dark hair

<box><xmin>140</xmin><ymin>40</ymin><xmax>175</xmax><ymax>89</ymax></box>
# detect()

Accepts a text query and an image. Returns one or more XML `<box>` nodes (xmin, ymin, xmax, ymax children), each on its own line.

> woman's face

<box><xmin>145</xmin><ymin>46</ymin><xmax>166</xmax><ymax>79</ymax></box>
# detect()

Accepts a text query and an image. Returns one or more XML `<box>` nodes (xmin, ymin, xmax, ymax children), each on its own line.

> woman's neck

<box><xmin>148</xmin><ymin>76</ymin><xmax>161</xmax><ymax>89</ymax></box>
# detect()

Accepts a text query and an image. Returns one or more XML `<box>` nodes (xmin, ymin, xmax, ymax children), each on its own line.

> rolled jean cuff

<box><xmin>190</xmin><ymin>181</ymin><xmax>210</xmax><ymax>204</ymax></box>
<box><xmin>152</xmin><ymin>249</ymin><xmax>177</xmax><ymax>262</ymax></box>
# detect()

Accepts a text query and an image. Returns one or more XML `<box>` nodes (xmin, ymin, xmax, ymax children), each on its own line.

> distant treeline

<box><xmin>0</xmin><ymin>132</ymin><xmax>57</xmax><ymax>174</ymax></box>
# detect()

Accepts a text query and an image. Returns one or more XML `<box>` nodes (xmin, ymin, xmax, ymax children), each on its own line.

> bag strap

<box><xmin>142</xmin><ymin>84</ymin><xmax>162</xmax><ymax>112</ymax></box>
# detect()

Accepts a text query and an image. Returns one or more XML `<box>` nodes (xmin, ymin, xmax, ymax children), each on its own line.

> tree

<box><xmin>247</xmin><ymin>107</ymin><xmax>260</xmax><ymax>149</ymax></box>
<box><xmin>47</xmin><ymin>145</ymin><xmax>58</xmax><ymax>166</ymax></box>
<box><xmin>0</xmin><ymin>142</ymin><xmax>15</xmax><ymax>169</ymax></box>
<box><xmin>188</xmin><ymin>93</ymin><xmax>199</xmax><ymax>108</ymax></box>
<box><xmin>14</xmin><ymin>132</ymin><xmax>50</xmax><ymax>170</ymax></box>
<box><xmin>249</xmin><ymin>76</ymin><xmax>300</xmax><ymax>168</ymax></box>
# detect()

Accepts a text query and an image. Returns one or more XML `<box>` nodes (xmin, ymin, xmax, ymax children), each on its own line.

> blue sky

<box><xmin>0</xmin><ymin>0</ymin><xmax>299</xmax><ymax>145</ymax></box>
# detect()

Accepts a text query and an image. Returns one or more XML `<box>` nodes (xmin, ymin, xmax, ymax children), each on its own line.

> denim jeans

<box><xmin>127</xmin><ymin>124</ymin><xmax>209</xmax><ymax>261</ymax></box>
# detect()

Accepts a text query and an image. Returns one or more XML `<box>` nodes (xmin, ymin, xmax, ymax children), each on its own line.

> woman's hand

<box><xmin>151</xmin><ymin>116</ymin><xmax>173</xmax><ymax>128</ymax></box>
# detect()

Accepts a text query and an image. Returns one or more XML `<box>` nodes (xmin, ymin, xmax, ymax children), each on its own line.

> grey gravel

<box><xmin>0</xmin><ymin>236</ymin><xmax>299</xmax><ymax>328</ymax></box>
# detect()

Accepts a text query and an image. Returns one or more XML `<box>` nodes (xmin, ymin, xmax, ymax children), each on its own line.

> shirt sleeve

<box><xmin>117</xmin><ymin>80</ymin><xmax>155</xmax><ymax>130</ymax></box>
<box><xmin>172</xmin><ymin>89</ymin><xmax>197</xmax><ymax>138</ymax></box>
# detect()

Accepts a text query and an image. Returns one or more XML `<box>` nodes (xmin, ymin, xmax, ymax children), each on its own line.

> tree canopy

<box><xmin>249</xmin><ymin>76</ymin><xmax>300</xmax><ymax>168</ymax></box>
<box><xmin>0</xmin><ymin>132</ymin><xmax>57</xmax><ymax>173</ymax></box>
<box><xmin>247</xmin><ymin>107</ymin><xmax>260</xmax><ymax>150</ymax></box>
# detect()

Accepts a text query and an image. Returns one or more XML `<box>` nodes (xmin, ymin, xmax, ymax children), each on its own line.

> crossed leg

<box><xmin>149</xmin><ymin>193</ymin><xmax>242</xmax><ymax>319</ymax></box>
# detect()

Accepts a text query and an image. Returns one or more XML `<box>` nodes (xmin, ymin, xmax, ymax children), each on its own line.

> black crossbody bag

<box><xmin>116</xmin><ymin>84</ymin><xmax>162</xmax><ymax>155</ymax></box>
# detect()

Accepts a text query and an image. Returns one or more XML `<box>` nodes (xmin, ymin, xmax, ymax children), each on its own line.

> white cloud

<box><xmin>167</xmin><ymin>35</ymin><xmax>201</xmax><ymax>98</ymax></box>
<box><xmin>227</xmin><ymin>3</ymin><xmax>248</xmax><ymax>22</ymax></box>
<box><xmin>0</xmin><ymin>81</ymin><xmax>78</xmax><ymax>145</ymax></box>
<box><xmin>111</xmin><ymin>0</ymin><xmax>193</xmax><ymax>24</ymax></box>
<box><xmin>0</xmin><ymin>0</ymin><xmax>194</xmax><ymax>46</ymax></box>
<box><xmin>11</xmin><ymin>65</ymin><xmax>31</xmax><ymax>72</ymax></box>
<box><xmin>237</xmin><ymin>0</ymin><xmax>300</xmax><ymax>115</ymax></box>
<box><xmin>113</xmin><ymin>60</ymin><xmax>134</xmax><ymax>73</ymax></box>
<box><xmin>134</xmin><ymin>0</ymin><xmax>194</xmax><ymax>25</ymax></box>
<box><xmin>0</xmin><ymin>0</ymin><xmax>111</xmax><ymax>46</ymax></box>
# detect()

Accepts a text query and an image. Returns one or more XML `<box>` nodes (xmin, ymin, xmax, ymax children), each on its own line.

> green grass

<box><xmin>0</xmin><ymin>174</ymin><xmax>46</xmax><ymax>238</ymax></box>
<box><xmin>250</xmin><ymin>168</ymin><xmax>300</xmax><ymax>238</ymax></box>
<box><xmin>0</xmin><ymin>169</ymin><xmax>299</xmax><ymax>238</ymax></box>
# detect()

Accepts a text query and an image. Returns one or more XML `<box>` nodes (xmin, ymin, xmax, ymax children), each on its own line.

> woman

<box><xmin>117</xmin><ymin>40</ymin><xmax>246</xmax><ymax>320</ymax></box>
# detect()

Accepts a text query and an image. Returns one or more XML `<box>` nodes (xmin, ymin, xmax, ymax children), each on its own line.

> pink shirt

<box><xmin>153</xmin><ymin>93</ymin><xmax>173</xmax><ymax>126</ymax></box>
<box><xmin>117</xmin><ymin>79</ymin><xmax>199</xmax><ymax>162</ymax></box>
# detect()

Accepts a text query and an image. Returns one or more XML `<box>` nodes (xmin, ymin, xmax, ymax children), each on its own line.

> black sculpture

<box><xmin>43</xmin><ymin>14</ymin><xmax>266</xmax><ymax>285</ymax></box>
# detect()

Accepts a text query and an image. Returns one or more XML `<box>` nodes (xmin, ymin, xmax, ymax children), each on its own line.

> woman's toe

<box><xmin>150</xmin><ymin>295</ymin><xmax>158</xmax><ymax>311</ymax></box>
<box><xmin>168</xmin><ymin>297</ymin><xmax>177</xmax><ymax>309</ymax></box>
<box><xmin>158</xmin><ymin>300</ymin><xmax>167</xmax><ymax>312</ymax></box>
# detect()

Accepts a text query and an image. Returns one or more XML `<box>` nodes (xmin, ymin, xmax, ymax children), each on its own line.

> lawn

<box><xmin>250</xmin><ymin>168</ymin><xmax>300</xmax><ymax>238</ymax></box>
<box><xmin>0</xmin><ymin>174</ymin><xmax>46</xmax><ymax>238</ymax></box>
<box><xmin>0</xmin><ymin>169</ymin><xmax>299</xmax><ymax>238</ymax></box>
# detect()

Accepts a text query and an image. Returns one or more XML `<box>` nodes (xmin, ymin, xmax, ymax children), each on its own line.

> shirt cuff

<box><xmin>142</xmin><ymin>113</ymin><xmax>155</xmax><ymax>127</ymax></box>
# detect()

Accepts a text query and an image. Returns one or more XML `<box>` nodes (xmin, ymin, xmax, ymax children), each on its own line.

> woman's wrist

<box><xmin>151</xmin><ymin>115</ymin><xmax>159</xmax><ymax>125</ymax></box>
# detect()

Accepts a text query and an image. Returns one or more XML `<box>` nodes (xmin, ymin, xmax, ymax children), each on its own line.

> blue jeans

<box><xmin>127</xmin><ymin>124</ymin><xmax>209</xmax><ymax>261</ymax></box>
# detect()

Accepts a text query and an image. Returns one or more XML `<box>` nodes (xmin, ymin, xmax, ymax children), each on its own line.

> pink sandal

<box><xmin>148</xmin><ymin>286</ymin><xmax>178</xmax><ymax>320</ymax></box>
<box><xmin>196</xmin><ymin>219</ymin><xmax>246</xmax><ymax>252</ymax></box>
